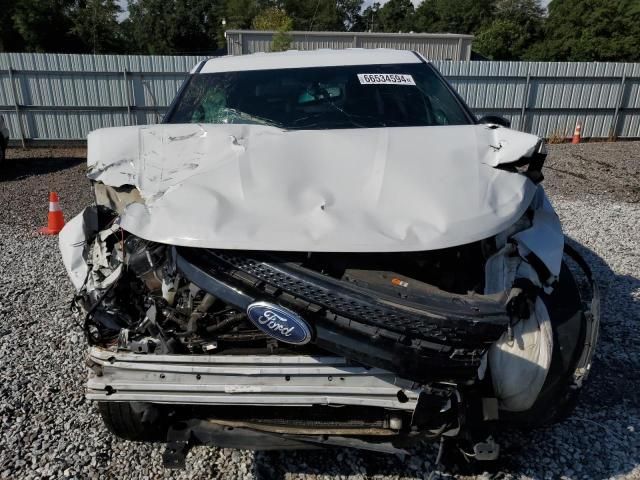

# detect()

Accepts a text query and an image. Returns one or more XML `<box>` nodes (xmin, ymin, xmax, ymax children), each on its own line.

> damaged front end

<box><xmin>60</xmin><ymin>123</ymin><xmax>598</xmax><ymax>467</ymax></box>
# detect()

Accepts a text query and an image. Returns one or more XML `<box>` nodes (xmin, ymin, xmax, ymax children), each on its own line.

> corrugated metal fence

<box><xmin>225</xmin><ymin>30</ymin><xmax>474</xmax><ymax>61</ymax></box>
<box><xmin>0</xmin><ymin>53</ymin><xmax>208</xmax><ymax>146</ymax></box>
<box><xmin>437</xmin><ymin>61</ymin><xmax>640</xmax><ymax>139</ymax></box>
<box><xmin>1</xmin><ymin>52</ymin><xmax>639</xmax><ymax>143</ymax></box>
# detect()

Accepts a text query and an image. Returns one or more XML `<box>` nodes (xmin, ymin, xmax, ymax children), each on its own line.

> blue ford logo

<box><xmin>246</xmin><ymin>302</ymin><xmax>312</xmax><ymax>345</ymax></box>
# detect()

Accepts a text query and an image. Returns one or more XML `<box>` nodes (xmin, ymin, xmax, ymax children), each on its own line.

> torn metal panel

<box><xmin>512</xmin><ymin>188</ymin><xmax>564</xmax><ymax>279</ymax></box>
<box><xmin>87</xmin><ymin>123</ymin><xmax>542</xmax><ymax>252</ymax></box>
<box><xmin>481</xmin><ymin>190</ymin><xmax>564</xmax><ymax>412</ymax></box>
<box><xmin>59</xmin><ymin>206</ymin><xmax>99</xmax><ymax>290</ymax></box>
<box><xmin>93</xmin><ymin>183</ymin><xmax>143</xmax><ymax>214</ymax></box>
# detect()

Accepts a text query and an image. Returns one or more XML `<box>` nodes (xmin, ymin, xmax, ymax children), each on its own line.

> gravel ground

<box><xmin>1</xmin><ymin>144</ymin><xmax>639</xmax><ymax>479</ymax></box>
<box><xmin>543</xmin><ymin>141</ymin><xmax>640</xmax><ymax>204</ymax></box>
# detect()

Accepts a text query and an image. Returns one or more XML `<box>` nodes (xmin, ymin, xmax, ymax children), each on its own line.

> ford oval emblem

<box><xmin>246</xmin><ymin>302</ymin><xmax>312</xmax><ymax>345</ymax></box>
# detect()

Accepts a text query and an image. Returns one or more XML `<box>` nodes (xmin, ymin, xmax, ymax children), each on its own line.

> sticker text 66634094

<box><xmin>357</xmin><ymin>74</ymin><xmax>416</xmax><ymax>86</ymax></box>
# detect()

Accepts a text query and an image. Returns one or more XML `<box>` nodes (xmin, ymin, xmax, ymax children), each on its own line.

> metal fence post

<box><xmin>7</xmin><ymin>64</ymin><xmax>26</xmax><ymax>148</ymax></box>
<box><xmin>122</xmin><ymin>69</ymin><xmax>133</xmax><ymax>126</ymax></box>
<box><xmin>519</xmin><ymin>71</ymin><xmax>531</xmax><ymax>132</ymax></box>
<box><xmin>608</xmin><ymin>72</ymin><xmax>627</xmax><ymax>140</ymax></box>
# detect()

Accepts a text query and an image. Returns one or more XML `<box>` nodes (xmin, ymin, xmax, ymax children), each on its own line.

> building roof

<box><xmin>196</xmin><ymin>48</ymin><xmax>422</xmax><ymax>74</ymax></box>
<box><xmin>225</xmin><ymin>30</ymin><xmax>474</xmax><ymax>40</ymax></box>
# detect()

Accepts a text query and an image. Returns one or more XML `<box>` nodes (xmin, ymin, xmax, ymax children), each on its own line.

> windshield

<box><xmin>166</xmin><ymin>63</ymin><xmax>473</xmax><ymax>130</ymax></box>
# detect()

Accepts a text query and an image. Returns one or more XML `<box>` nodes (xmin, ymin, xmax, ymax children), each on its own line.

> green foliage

<box><xmin>475</xmin><ymin>19</ymin><xmax>525</xmax><ymax>59</ymax></box>
<box><xmin>475</xmin><ymin>0</ymin><xmax>544</xmax><ymax>59</ymax></box>
<box><xmin>224</xmin><ymin>0</ymin><xmax>266</xmax><ymax>30</ymax></box>
<box><xmin>1</xmin><ymin>0</ymin><xmax>640</xmax><ymax>62</ymax></box>
<box><xmin>377</xmin><ymin>0</ymin><xmax>415</xmax><ymax>32</ymax></box>
<box><xmin>355</xmin><ymin>2</ymin><xmax>381</xmax><ymax>31</ymax></box>
<box><xmin>272</xmin><ymin>31</ymin><xmax>293</xmax><ymax>51</ymax></box>
<box><xmin>527</xmin><ymin>0</ymin><xmax>640</xmax><ymax>61</ymax></box>
<box><xmin>282</xmin><ymin>0</ymin><xmax>341</xmax><ymax>31</ymax></box>
<box><xmin>0</xmin><ymin>0</ymin><xmax>25</xmax><ymax>51</ymax></box>
<box><xmin>252</xmin><ymin>6</ymin><xmax>293</xmax><ymax>51</ymax></box>
<box><xmin>415</xmin><ymin>0</ymin><xmax>495</xmax><ymax>34</ymax></box>
<box><xmin>127</xmin><ymin>0</ymin><xmax>222</xmax><ymax>54</ymax></box>
<box><xmin>252</xmin><ymin>6</ymin><xmax>292</xmax><ymax>30</ymax></box>
<box><xmin>71</xmin><ymin>0</ymin><xmax>122</xmax><ymax>53</ymax></box>
<box><xmin>12</xmin><ymin>0</ymin><xmax>79</xmax><ymax>52</ymax></box>
<box><xmin>338</xmin><ymin>0</ymin><xmax>364</xmax><ymax>31</ymax></box>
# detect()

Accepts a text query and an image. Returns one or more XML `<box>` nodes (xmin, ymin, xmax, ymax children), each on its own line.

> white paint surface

<box><xmin>86</xmin><ymin>123</ymin><xmax>543</xmax><ymax>252</ymax></box>
<box><xmin>197</xmin><ymin>48</ymin><xmax>420</xmax><ymax>73</ymax></box>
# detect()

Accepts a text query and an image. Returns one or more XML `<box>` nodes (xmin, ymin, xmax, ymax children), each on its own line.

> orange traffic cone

<box><xmin>39</xmin><ymin>192</ymin><xmax>65</xmax><ymax>235</ymax></box>
<box><xmin>572</xmin><ymin>121</ymin><xmax>582</xmax><ymax>144</ymax></box>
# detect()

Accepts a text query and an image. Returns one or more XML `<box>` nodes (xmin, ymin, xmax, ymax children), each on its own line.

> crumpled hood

<box><xmin>86</xmin><ymin>123</ymin><xmax>542</xmax><ymax>252</ymax></box>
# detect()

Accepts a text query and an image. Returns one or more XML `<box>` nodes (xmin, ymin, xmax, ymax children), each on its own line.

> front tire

<box><xmin>502</xmin><ymin>261</ymin><xmax>591</xmax><ymax>427</ymax></box>
<box><xmin>98</xmin><ymin>402</ymin><xmax>168</xmax><ymax>441</ymax></box>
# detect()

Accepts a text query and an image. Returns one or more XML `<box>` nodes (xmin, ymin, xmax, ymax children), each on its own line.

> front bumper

<box><xmin>86</xmin><ymin>347</ymin><xmax>422</xmax><ymax>411</ymax></box>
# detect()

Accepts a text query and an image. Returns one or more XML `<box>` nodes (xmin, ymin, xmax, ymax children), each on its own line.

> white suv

<box><xmin>60</xmin><ymin>49</ymin><xmax>599</xmax><ymax>469</ymax></box>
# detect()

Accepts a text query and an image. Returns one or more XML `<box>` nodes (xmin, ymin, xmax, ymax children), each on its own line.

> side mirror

<box><xmin>479</xmin><ymin>115</ymin><xmax>511</xmax><ymax>129</ymax></box>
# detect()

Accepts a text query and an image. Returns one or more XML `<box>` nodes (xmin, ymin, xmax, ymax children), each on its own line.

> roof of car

<box><xmin>195</xmin><ymin>49</ymin><xmax>423</xmax><ymax>74</ymax></box>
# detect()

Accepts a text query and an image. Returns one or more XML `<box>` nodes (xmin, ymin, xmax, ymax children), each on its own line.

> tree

<box><xmin>127</xmin><ymin>0</ymin><xmax>177</xmax><ymax>53</ymax></box>
<box><xmin>475</xmin><ymin>19</ymin><xmax>526</xmax><ymax>59</ymax></box>
<box><xmin>337</xmin><ymin>0</ymin><xmax>364</xmax><ymax>31</ymax></box>
<box><xmin>12</xmin><ymin>0</ymin><xmax>79</xmax><ymax>52</ymax></box>
<box><xmin>127</xmin><ymin>0</ymin><xmax>222</xmax><ymax>54</ymax></box>
<box><xmin>71</xmin><ymin>0</ymin><xmax>122</xmax><ymax>53</ymax></box>
<box><xmin>174</xmin><ymin>0</ymin><xmax>222</xmax><ymax>53</ymax></box>
<box><xmin>252</xmin><ymin>6</ymin><xmax>293</xmax><ymax>51</ymax></box>
<box><xmin>282</xmin><ymin>0</ymin><xmax>342</xmax><ymax>31</ymax></box>
<box><xmin>378</xmin><ymin>0</ymin><xmax>415</xmax><ymax>32</ymax></box>
<box><xmin>413</xmin><ymin>0</ymin><xmax>438</xmax><ymax>32</ymax></box>
<box><xmin>252</xmin><ymin>6</ymin><xmax>291</xmax><ymax>29</ymax></box>
<box><xmin>475</xmin><ymin>0</ymin><xmax>545</xmax><ymax>59</ymax></box>
<box><xmin>526</xmin><ymin>0</ymin><xmax>640</xmax><ymax>61</ymax></box>
<box><xmin>414</xmin><ymin>0</ymin><xmax>495</xmax><ymax>34</ymax></box>
<box><xmin>0</xmin><ymin>0</ymin><xmax>25</xmax><ymax>51</ymax></box>
<box><xmin>354</xmin><ymin>2</ymin><xmax>381</xmax><ymax>31</ymax></box>
<box><xmin>224</xmin><ymin>0</ymin><xmax>265</xmax><ymax>29</ymax></box>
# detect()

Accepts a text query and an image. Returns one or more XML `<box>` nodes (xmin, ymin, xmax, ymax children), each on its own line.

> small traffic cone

<box><xmin>572</xmin><ymin>121</ymin><xmax>582</xmax><ymax>144</ymax></box>
<box><xmin>39</xmin><ymin>192</ymin><xmax>65</xmax><ymax>235</ymax></box>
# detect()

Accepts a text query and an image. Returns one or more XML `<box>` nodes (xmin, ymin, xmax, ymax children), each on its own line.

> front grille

<box><xmin>176</xmin><ymin>248</ymin><xmax>509</xmax><ymax>381</ymax></box>
<box><xmin>207</xmin><ymin>250</ymin><xmax>507</xmax><ymax>346</ymax></box>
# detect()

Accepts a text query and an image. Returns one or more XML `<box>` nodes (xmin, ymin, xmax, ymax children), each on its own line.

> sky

<box><xmin>116</xmin><ymin>0</ymin><xmax>128</xmax><ymax>21</ymax></box>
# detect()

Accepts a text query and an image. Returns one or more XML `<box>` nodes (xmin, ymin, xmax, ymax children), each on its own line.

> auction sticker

<box><xmin>357</xmin><ymin>73</ymin><xmax>415</xmax><ymax>85</ymax></box>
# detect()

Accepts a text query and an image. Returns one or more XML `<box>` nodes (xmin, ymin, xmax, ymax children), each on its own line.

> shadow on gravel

<box><xmin>0</xmin><ymin>153</ymin><xmax>85</xmax><ymax>182</ymax></box>
<box><xmin>252</xmin><ymin>237</ymin><xmax>640</xmax><ymax>480</ymax></box>
<box><xmin>0</xmin><ymin>149</ymin><xmax>92</xmax><ymax>229</ymax></box>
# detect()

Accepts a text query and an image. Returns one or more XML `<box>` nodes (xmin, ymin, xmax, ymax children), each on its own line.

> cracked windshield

<box><xmin>167</xmin><ymin>63</ymin><xmax>472</xmax><ymax>129</ymax></box>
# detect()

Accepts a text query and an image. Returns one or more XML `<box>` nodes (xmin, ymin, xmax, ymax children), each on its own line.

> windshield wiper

<box><xmin>222</xmin><ymin>108</ymin><xmax>286</xmax><ymax>129</ymax></box>
<box><xmin>291</xmin><ymin>110</ymin><xmax>391</xmax><ymax>129</ymax></box>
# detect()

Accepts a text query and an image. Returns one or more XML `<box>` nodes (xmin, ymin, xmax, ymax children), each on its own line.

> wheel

<box><xmin>501</xmin><ymin>261</ymin><xmax>591</xmax><ymax>427</ymax></box>
<box><xmin>98</xmin><ymin>402</ymin><xmax>168</xmax><ymax>441</ymax></box>
<box><xmin>0</xmin><ymin>144</ymin><xmax>5</xmax><ymax>165</ymax></box>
